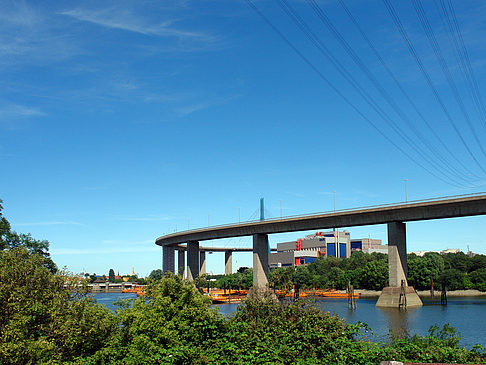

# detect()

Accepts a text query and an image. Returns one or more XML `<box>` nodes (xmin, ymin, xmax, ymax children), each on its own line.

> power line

<box><xmin>244</xmin><ymin>0</ymin><xmax>465</xmax><ymax>188</ymax></box>
<box><xmin>437</xmin><ymin>0</ymin><xmax>486</xmax><ymax>132</ymax></box>
<box><xmin>337</xmin><ymin>0</ymin><xmax>478</xmax><ymax>182</ymax></box>
<box><xmin>382</xmin><ymin>0</ymin><xmax>486</xmax><ymax>176</ymax></box>
<box><xmin>275</xmin><ymin>0</ymin><xmax>468</xmax><ymax>186</ymax></box>
<box><xmin>411</xmin><ymin>0</ymin><xmax>486</xmax><ymax>161</ymax></box>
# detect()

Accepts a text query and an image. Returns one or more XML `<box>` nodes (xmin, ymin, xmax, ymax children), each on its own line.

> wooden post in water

<box><xmin>347</xmin><ymin>281</ymin><xmax>351</xmax><ymax>309</ymax></box>
<box><xmin>430</xmin><ymin>277</ymin><xmax>434</xmax><ymax>298</ymax></box>
<box><xmin>441</xmin><ymin>281</ymin><xmax>447</xmax><ymax>305</ymax></box>
<box><xmin>399</xmin><ymin>279</ymin><xmax>407</xmax><ymax>310</ymax></box>
<box><xmin>348</xmin><ymin>283</ymin><xmax>357</xmax><ymax>309</ymax></box>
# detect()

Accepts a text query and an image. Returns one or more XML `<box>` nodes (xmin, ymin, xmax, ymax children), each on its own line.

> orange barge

<box><xmin>122</xmin><ymin>285</ymin><xmax>146</xmax><ymax>296</ymax></box>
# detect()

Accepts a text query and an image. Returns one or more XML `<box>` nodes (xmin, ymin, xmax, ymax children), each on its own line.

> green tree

<box><xmin>408</xmin><ymin>253</ymin><xmax>443</xmax><ymax>290</ymax></box>
<box><xmin>469</xmin><ymin>268</ymin><xmax>486</xmax><ymax>291</ymax></box>
<box><xmin>109</xmin><ymin>268</ymin><xmax>115</xmax><ymax>282</ymax></box>
<box><xmin>148</xmin><ymin>268</ymin><xmax>163</xmax><ymax>281</ymax></box>
<box><xmin>443</xmin><ymin>252</ymin><xmax>472</xmax><ymax>273</ymax></box>
<box><xmin>359</xmin><ymin>260</ymin><xmax>388</xmax><ymax>290</ymax></box>
<box><xmin>470</xmin><ymin>254</ymin><xmax>486</xmax><ymax>272</ymax></box>
<box><xmin>441</xmin><ymin>268</ymin><xmax>470</xmax><ymax>290</ymax></box>
<box><xmin>0</xmin><ymin>247</ymin><xmax>117</xmax><ymax>364</ymax></box>
<box><xmin>91</xmin><ymin>273</ymin><xmax>225</xmax><ymax>364</ymax></box>
<box><xmin>292</xmin><ymin>265</ymin><xmax>312</xmax><ymax>288</ymax></box>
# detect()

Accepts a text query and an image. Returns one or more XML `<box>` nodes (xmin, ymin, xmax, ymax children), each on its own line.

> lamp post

<box><xmin>403</xmin><ymin>179</ymin><xmax>408</xmax><ymax>202</ymax></box>
<box><xmin>333</xmin><ymin>191</ymin><xmax>336</xmax><ymax>212</ymax></box>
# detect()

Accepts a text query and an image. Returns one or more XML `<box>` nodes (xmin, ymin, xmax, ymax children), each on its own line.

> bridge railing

<box><xmin>161</xmin><ymin>192</ymin><xmax>486</xmax><ymax>237</ymax></box>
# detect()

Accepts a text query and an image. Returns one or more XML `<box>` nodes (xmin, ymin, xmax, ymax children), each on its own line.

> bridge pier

<box><xmin>253</xmin><ymin>233</ymin><xmax>269</xmax><ymax>288</ymax></box>
<box><xmin>377</xmin><ymin>221</ymin><xmax>422</xmax><ymax>308</ymax></box>
<box><xmin>177</xmin><ymin>250</ymin><xmax>185</xmax><ymax>278</ymax></box>
<box><xmin>199</xmin><ymin>251</ymin><xmax>206</xmax><ymax>275</ymax></box>
<box><xmin>162</xmin><ymin>246</ymin><xmax>175</xmax><ymax>274</ymax></box>
<box><xmin>187</xmin><ymin>241</ymin><xmax>199</xmax><ymax>281</ymax></box>
<box><xmin>225</xmin><ymin>250</ymin><xmax>233</xmax><ymax>275</ymax></box>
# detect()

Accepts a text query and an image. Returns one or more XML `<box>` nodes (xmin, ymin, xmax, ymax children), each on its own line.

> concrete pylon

<box><xmin>376</xmin><ymin>221</ymin><xmax>422</xmax><ymax>308</ymax></box>
<box><xmin>388</xmin><ymin>221</ymin><xmax>408</xmax><ymax>287</ymax></box>
<box><xmin>253</xmin><ymin>233</ymin><xmax>269</xmax><ymax>288</ymax></box>
<box><xmin>162</xmin><ymin>246</ymin><xmax>175</xmax><ymax>274</ymax></box>
<box><xmin>199</xmin><ymin>251</ymin><xmax>206</xmax><ymax>275</ymax></box>
<box><xmin>224</xmin><ymin>250</ymin><xmax>233</xmax><ymax>275</ymax></box>
<box><xmin>187</xmin><ymin>241</ymin><xmax>199</xmax><ymax>281</ymax></box>
<box><xmin>177</xmin><ymin>250</ymin><xmax>185</xmax><ymax>278</ymax></box>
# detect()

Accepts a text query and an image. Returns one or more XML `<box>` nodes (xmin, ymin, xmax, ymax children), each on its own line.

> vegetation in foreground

<box><xmin>1</xmin><ymin>248</ymin><xmax>486</xmax><ymax>364</ymax></box>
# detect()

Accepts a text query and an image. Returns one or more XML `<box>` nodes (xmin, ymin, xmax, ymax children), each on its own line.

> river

<box><xmin>214</xmin><ymin>297</ymin><xmax>486</xmax><ymax>349</ymax></box>
<box><xmin>93</xmin><ymin>293</ymin><xmax>486</xmax><ymax>348</ymax></box>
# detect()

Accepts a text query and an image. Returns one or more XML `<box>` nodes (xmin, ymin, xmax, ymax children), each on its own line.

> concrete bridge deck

<box><xmin>156</xmin><ymin>193</ymin><xmax>486</xmax><ymax>307</ymax></box>
<box><xmin>157</xmin><ymin>193</ymin><xmax>486</xmax><ymax>246</ymax></box>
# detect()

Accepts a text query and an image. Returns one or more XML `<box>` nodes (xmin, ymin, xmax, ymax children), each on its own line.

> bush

<box><xmin>0</xmin><ymin>248</ymin><xmax>117</xmax><ymax>364</ymax></box>
<box><xmin>91</xmin><ymin>273</ymin><xmax>226</xmax><ymax>364</ymax></box>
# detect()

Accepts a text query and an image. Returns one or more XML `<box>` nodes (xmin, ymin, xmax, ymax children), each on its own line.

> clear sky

<box><xmin>1</xmin><ymin>0</ymin><xmax>486</xmax><ymax>277</ymax></box>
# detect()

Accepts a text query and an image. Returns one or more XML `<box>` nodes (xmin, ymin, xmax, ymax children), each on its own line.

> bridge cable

<box><xmin>436</xmin><ymin>0</ymin><xmax>486</xmax><ymax>133</ymax></box>
<box><xmin>244</xmin><ymin>0</ymin><xmax>467</xmax><ymax>188</ymax></box>
<box><xmin>270</xmin><ymin>0</ymin><xmax>468</xmax><ymax>187</ymax></box>
<box><xmin>305</xmin><ymin>0</ymin><xmax>476</xmax><ymax>184</ymax></box>
<box><xmin>337</xmin><ymin>0</ymin><xmax>478</xmax><ymax>183</ymax></box>
<box><xmin>382</xmin><ymin>0</ymin><xmax>486</xmax><ymax>176</ymax></box>
<box><xmin>411</xmin><ymin>0</ymin><xmax>486</xmax><ymax>162</ymax></box>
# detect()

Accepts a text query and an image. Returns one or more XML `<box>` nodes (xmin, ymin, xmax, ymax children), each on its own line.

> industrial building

<box><xmin>351</xmin><ymin>238</ymin><xmax>387</xmax><ymax>254</ymax></box>
<box><xmin>269</xmin><ymin>230</ymin><xmax>385</xmax><ymax>268</ymax></box>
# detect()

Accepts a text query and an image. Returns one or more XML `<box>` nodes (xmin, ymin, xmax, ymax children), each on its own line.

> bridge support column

<box><xmin>199</xmin><ymin>251</ymin><xmax>206</xmax><ymax>275</ymax></box>
<box><xmin>377</xmin><ymin>221</ymin><xmax>422</xmax><ymax>308</ymax></box>
<box><xmin>187</xmin><ymin>241</ymin><xmax>199</xmax><ymax>281</ymax></box>
<box><xmin>162</xmin><ymin>246</ymin><xmax>175</xmax><ymax>274</ymax></box>
<box><xmin>177</xmin><ymin>250</ymin><xmax>185</xmax><ymax>278</ymax></box>
<box><xmin>253</xmin><ymin>233</ymin><xmax>269</xmax><ymax>288</ymax></box>
<box><xmin>225</xmin><ymin>250</ymin><xmax>233</xmax><ymax>275</ymax></box>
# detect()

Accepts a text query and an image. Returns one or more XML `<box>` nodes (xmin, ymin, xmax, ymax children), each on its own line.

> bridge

<box><xmin>156</xmin><ymin>193</ymin><xmax>486</xmax><ymax>307</ymax></box>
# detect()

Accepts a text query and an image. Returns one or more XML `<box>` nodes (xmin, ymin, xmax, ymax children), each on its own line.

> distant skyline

<box><xmin>2</xmin><ymin>0</ymin><xmax>486</xmax><ymax>276</ymax></box>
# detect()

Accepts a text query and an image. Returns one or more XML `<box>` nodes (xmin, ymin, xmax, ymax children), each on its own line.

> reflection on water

<box><xmin>380</xmin><ymin>307</ymin><xmax>416</xmax><ymax>339</ymax></box>
<box><xmin>213</xmin><ymin>296</ymin><xmax>486</xmax><ymax>348</ymax></box>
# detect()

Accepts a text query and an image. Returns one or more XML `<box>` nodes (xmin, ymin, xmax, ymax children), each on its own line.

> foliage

<box><xmin>109</xmin><ymin>268</ymin><xmax>115</xmax><ymax>282</ymax></box>
<box><xmin>0</xmin><ymin>248</ymin><xmax>117</xmax><ymax>364</ymax></box>
<box><xmin>213</xmin><ymin>267</ymin><xmax>253</xmax><ymax>290</ymax></box>
<box><xmin>469</xmin><ymin>268</ymin><xmax>486</xmax><ymax>291</ymax></box>
<box><xmin>440</xmin><ymin>268</ymin><xmax>471</xmax><ymax>290</ymax></box>
<box><xmin>267</xmin><ymin>251</ymin><xmax>486</xmax><ymax>292</ymax></box>
<box><xmin>407</xmin><ymin>252</ymin><xmax>443</xmax><ymax>290</ymax></box>
<box><xmin>148</xmin><ymin>268</ymin><xmax>163</xmax><ymax>281</ymax></box>
<box><xmin>90</xmin><ymin>273</ymin><xmax>226</xmax><ymax>364</ymax></box>
<box><xmin>358</xmin><ymin>260</ymin><xmax>388</xmax><ymax>290</ymax></box>
<box><xmin>2</xmin><ymin>253</ymin><xmax>485</xmax><ymax>364</ymax></box>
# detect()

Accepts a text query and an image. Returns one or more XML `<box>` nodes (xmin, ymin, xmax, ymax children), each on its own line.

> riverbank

<box><xmin>353</xmin><ymin>289</ymin><xmax>486</xmax><ymax>298</ymax></box>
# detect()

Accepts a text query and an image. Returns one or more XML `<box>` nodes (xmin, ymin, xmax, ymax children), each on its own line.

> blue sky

<box><xmin>1</xmin><ymin>0</ymin><xmax>486</xmax><ymax>276</ymax></box>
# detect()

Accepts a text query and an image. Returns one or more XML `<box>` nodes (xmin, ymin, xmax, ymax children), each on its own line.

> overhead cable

<box><xmin>244</xmin><ymin>0</ymin><xmax>465</xmax><ymax>188</ymax></box>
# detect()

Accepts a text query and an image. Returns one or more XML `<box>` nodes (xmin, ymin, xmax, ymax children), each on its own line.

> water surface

<box><xmin>92</xmin><ymin>293</ymin><xmax>486</xmax><ymax>348</ymax></box>
<box><xmin>214</xmin><ymin>297</ymin><xmax>486</xmax><ymax>348</ymax></box>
